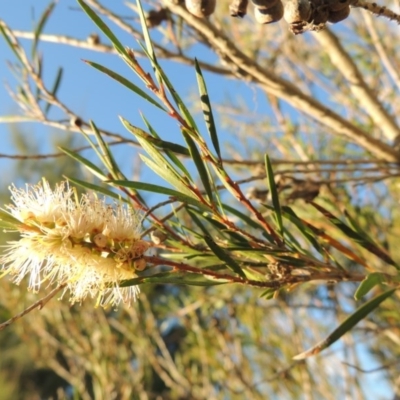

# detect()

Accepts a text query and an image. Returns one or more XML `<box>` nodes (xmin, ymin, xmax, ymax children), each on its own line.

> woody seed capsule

<box><xmin>185</xmin><ymin>0</ymin><xmax>216</xmax><ymax>17</ymax></box>
<box><xmin>312</xmin><ymin>7</ymin><xmax>329</xmax><ymax>24</ymax></box>
<box><xmin>284</xmin><ymin>0</ymin><xmax>311</xmax><ymax>23</ymax></box>
<box><xmin>327</xmin><ymin>0</ymin><xmax>350</xmax><ymax>11</ymax></box>
<box><xmin>328</xmin><ymin>5</ymin><xmax>350</xmax><ymax>22</ymax></box>
<box><xmin>254</xmin><ymin>1</ymin><xmax>283</xmax><ymax>23</ymax></box>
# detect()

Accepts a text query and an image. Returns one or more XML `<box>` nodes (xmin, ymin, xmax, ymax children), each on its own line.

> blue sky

<box><xmin>0</xmin><ymin>0</ymin><xmax>271</xmax><ymax>196</ymax></box>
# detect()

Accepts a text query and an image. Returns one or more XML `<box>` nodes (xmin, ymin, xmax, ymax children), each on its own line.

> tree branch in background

<box><xmin>163</xmin><ymin>0</ymin><xmax>400</xmax><ymax>162</ymax></box>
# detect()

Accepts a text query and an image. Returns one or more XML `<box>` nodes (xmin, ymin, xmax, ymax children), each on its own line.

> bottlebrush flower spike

<box><xmin>0</xmin><ymin>179</ymin><xmax>150</xmax><ymax>307</ymax></box>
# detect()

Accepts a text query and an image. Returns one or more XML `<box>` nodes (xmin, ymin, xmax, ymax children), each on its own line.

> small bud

<box><xmin>134</xmin><ymin>258</ymin><xmax>147</xmax><ymax>271</ymax></box>
<box><xmin>70</xmin><ymin>117</ymin><xmax>83</xmax><ymax>128</ymax></box>
<box><xmin>93</xmin><ymin>233</ymin><xmax>107</xmax><ymax>248</ymax></box>
<box><xmin>185</xmin><ymin>0</ymin><xmax>216</xmax><ymax>17</ymax></box>
<box><xmin>151</xmin><ymin>229</ymin><xmax>168</xmax><ymax>245</ymax></box>
<box><xmin>254</xmin><ymin>1</ymin><xmax>283</xmax><ymax>23</ymax></box>
<box><xmin>87</xmin><ymin>33</ymin><xmax>100</xmax><ymax>45</ymax></box>
<box><xmin>328</xmin><ymin>6</ymin><xmax>350</xmax><ymax>22</ymax></box>
<box><xmin>146</xmin><ymin>8</ymin><xmax>168</xmax><ymax>28</ymax></box>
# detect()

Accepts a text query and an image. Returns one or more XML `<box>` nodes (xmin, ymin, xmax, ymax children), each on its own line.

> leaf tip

<box><xmin>292</xmin><ymin>347</ymin><xmax>319</xmax><ymax>360</ymax></box>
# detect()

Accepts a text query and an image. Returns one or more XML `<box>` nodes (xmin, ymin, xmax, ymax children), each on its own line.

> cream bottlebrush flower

<box><xmin>0</xmin><ymin>179</ymin><xmax>151</xmax><ymax>307</ymax></box>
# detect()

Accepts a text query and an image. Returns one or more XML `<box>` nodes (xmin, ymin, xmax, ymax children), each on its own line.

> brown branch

<box><xmin>144</xmin><ymin>256</ymin><xmax>366</xmax><ymax>287</ymax></box>
<box><xmin>315</xmin><ymin>28</ymin><xmax>400</xmax><ymax>142</ymax></box>
<box><xmin>0</xmin><ymin>284</ymin><xmax>66</xmax><ymax>331</ymax></box>
<box><xmin>11</xmin><ymin>30</ymin><xmax>231</xmax><ymax>76</ymax></box>
<box><xmin>341</xmin><ymin>360</ymin><xmax>400</xmax><ymax>373</ymax></box>
<box><xmin>363</xmin><ymin>12</ymin><xmax>400</xmax><ymax>94</ymax></box>
<box><xmin>222</xmin><ymin>158</ymin><xmax>397</xmax><ymax>166</ymax></box>
<box><xmin>352</xmin><ymin>0</ymin><xmax>400</xmax><ymax>23</ymax></box>
<box><xmin>0</xmin><ymin>139</ymin><xmax>131</xmax><ymax>160</ymax></box>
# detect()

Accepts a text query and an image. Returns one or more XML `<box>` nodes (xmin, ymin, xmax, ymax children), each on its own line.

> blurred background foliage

<box><xmin>1</xmin><ymin>0</ymin><xmax>400</xmax><ymax>398</ymax></box>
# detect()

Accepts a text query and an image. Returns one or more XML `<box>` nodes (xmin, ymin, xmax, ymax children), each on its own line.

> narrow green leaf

<box><xmin>120</xmin><ymin>271</ymin><xmax>227</xmax><ymax>287</ymax></box>
<box><xmin>223</xmin><ymin>247</ymin><xmax>286</xmax><ymax>258</ymax></box>
<box><xmin>344</xmin><ymin>210</ymin><xmax>375</xmax><ymax>244</ymax></box>
<box><xmin>281</xmin><ymin>206</ymin><xmax>323</xmax><ymax>254</ymax></box>
<box><xmin>140</xmin><ymin>114</ymin><xmax>192</xmax><ymax>178</ymax></box>
<box><xmin>0</xmin><ymin>210</ymin><xmax>21</xmax><ymax>229</ymax></box>
<box><xmin>272</xmin><ymin>255</ymin><xmax>307</xmax><ymax>267</ymax></box>
<box><xmin>90</xmin><ymin>121</ymin><xmax>121</xmax><ymax>177</ymax></box>
<box><xmin>240</xmin><ymin>266</ymin><xmax>268</xmax><ymax>281</ymax></box>
<box><xmin>223</xmin><ymin>202</ymin><xmax>275</xmax><ymax>242</ymax></box>
<box><xmin>77</xmin><ymin>0</ymin><xmax>128</xmax><ymax>56</ymax></box>
<box><xmin>188</xmin><ymin>209</ymin><xmax>246</xmax><ymax>278</ymax></box>
<box><xmin>202</xmin><ymin>236</ymin><xmax>246</xmax><ymax>278</ymax></box>
<box><xmin>260</xmin><ymin>288</ymin><xmax>278</xmax><ymax>299</ymax></box>
<box><xmin>212</xmin><ymin>166</ymin><xmax>240</xmax><ymax>199</ymax></box>
<box><xmin>311</xmin><ymin>202</ymin><xmax>398</xmax><ymax>268</ymax></box>
<box><xmin>122</xmin><ymin>118</ymin><xmax>189</xmax><ymax>156</ymax></box>
<box><xmin>135</xmin><ymin>0</ymin><xmax>156</xmax><ymax>63</ymax></box>
<box><xmin>140</xmin><ymin>155</ymin><xmax>196</xmax><ymax>199</ymax></box>
<box><xmin>190</xmin><ymin>207</ymin><xmax>247</xmax><ymax>244</ymax></box>
<box><xmin>194</xmin><ymin>59</ymin><xmax>221</xmax><ymax>160</ymax></box>
<box><xmin>0</xmin><ymin>221</ymin><xmax>18</xmax><ymax>230</ymax></box>
<box><xmin>280</xmin><ymin>226</ymin><xmax>309</xmax><ymax>254</ymax></box>
<box><xmin>181</xmin><ymin>129</ymin><xmax>213</xmax><ymax>202</ymax></box>
<box><xmin>110</xmin><ymin>180</ymin><xmax>211</xmax><ymax>211</ymax></box>
<box><xmin>134</xmin><ymin>0</ymin><xmax>165</xmax><ymax>87</ymax></box>
<box><xmin>0</xmin><ymin>23</ymin><xmax>24</xmax><ymax>65</ymax></box>
<box><xmin>265</xmin><ymin>155</ymin><xmax>283</xmax><ymax>237</ymax></box>
<box><xmin>222</xmin><ymin>203</ymin><xmax>264</xmax><ymax>231</ymax></box>
<box><xmin>124</xmin><ymin>120</ymin><xmax>194</xmax><ymax>195</ymax></box>
<box><xmin>74</xmin><ymin>128</ymin><xmax>110</xmax><ymax>175</ymax></box>
<box><xmin>142</xmin><ymin>57</ymin><xmax>198</xmax><ymax>131</ymax></box>
<box><xmin>293</xmin><ymin>287</ymin><xmax>397</xmax><ymax>360</ymax></box>
<box><xmin>32</xmin><ymin>1</ymin><xmax>56</xmax><ymax>58</ymax></box>
<box><xmin>34</xmin><ymin>52</ymin><xmax>43</xmax><ymax>102</ymax></box>
<box><xmin>44</xmin><ymin>67</ymin><xmax>63</xmax><ymax>114</ymax></box>
<box><xmin>84</xmin><ymin>61</ymin><xmax>166</xmax><ymax>111</ymax></box>
<box><xmin>354</xmin><ymin>273</ymin><xmax>386</xmax><ymax>300</ymax></box>
<box><xmin>59</xmin><ymin>147</ymin><xmax>106</xmax><ymax>180</ymax></box>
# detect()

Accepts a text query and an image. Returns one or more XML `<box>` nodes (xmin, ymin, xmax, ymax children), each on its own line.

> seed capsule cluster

<box><xmin>284</xmin><ymin>0</ymin><xmax>351</xmax><ymax>34</ymax></box>
<box><xmin>182</xmin><ymin>0</ymin><xmax>352</xmax><ymax>33</ymax></box>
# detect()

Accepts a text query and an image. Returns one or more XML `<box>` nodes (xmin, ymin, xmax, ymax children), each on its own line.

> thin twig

<box><xmin>0</xmin><ymin>140</ymin><xmax>130</xmax><ymax>160</ymax></box>
<box><xmin>11</xmin><ymin>30</ymin><xmax>231</xmax><ymax>76</ymax></box>
<box><xmin>342</xmin><ymin>360</ymin><xmax>400</xmax><ymax>373</ymax></box>
<box><xmin>352</xmin><ymin>0</ymin><xmax>400</xmax><ymax>23</ymax></box>
<box><xmin>0</xmin><ymin>283</ymin><xmax>67</xmax><ymax>331</ymax></box>
<box><xmin>315</xmin><ymin>28</ymin><xmax>400</xmax><ymax>141</ymax></box>
<box><xmin>363</xmin><ymin>12</ymin><xmax>400</xmax><ymax>94</ymax></box>
<box><xmin>143</xmin><ymin>256</ymin><xmax>366</xmax><ymax>287</ymax></box>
